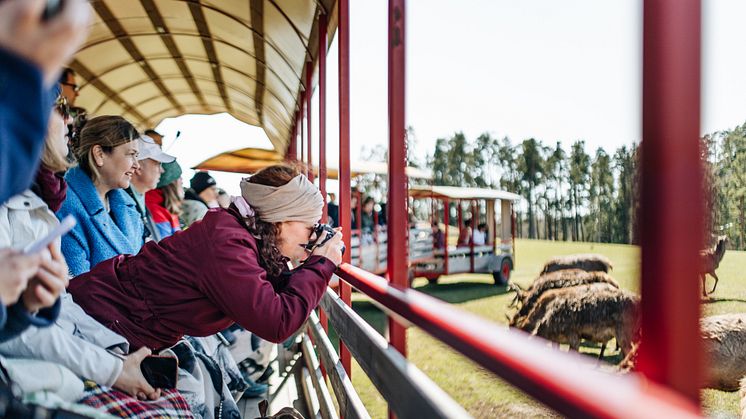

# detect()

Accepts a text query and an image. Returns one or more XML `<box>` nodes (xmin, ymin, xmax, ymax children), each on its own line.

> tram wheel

<box><xmin>494</xmin><ymin>258</ymin><xmax>512</xmax><ymax>285</ymax></box>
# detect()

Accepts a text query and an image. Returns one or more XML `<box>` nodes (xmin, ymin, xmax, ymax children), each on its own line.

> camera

<box><xmin>303</xmin><ymin>223</ymin><xmax>345</xmax><ymax>255</ymax></box>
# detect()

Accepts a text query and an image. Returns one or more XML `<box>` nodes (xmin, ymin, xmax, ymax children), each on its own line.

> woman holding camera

<box><xmin>69</xmin><ymin>164</ymin><xmax>343</xmax><ymax>351</ymax></box>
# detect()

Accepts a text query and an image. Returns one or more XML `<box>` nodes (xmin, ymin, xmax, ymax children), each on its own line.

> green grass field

<box><xmin>339</xmin><ymin>239</ymin><xmax>746</xmax><ymax>418</ymax></box>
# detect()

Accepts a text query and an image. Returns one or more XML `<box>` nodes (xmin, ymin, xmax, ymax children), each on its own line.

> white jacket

<box><xmin>0</xmin><ymin>190</ymin><xmax>128</xmax><ymax>386</ymax></box>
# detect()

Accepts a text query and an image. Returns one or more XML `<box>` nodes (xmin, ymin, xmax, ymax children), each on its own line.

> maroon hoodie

<box><xmin>68</xmin><ymin>206</ymin><xmax>336</xmax><ymax>350</ymax></box>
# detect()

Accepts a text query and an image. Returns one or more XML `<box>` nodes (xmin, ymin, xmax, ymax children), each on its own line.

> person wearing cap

<box><xmin>57</xmin><ymin>116</ymin><xmax>145</xmax><ymax>276</ymax></box>
<box><xmin>181</xmin><ymin>171</ymin><xmax>218</xmax><ymax>227</ymax></box>
<box><xmin>125</xmin><ymin>135</ymin><xmax>175</xmax><ymax>243</ymax></box>
<box><xmin>68</xmin><ymin>164</ymin><xmax>343</xmax><ymax>352</ymax></box>
<box><xmin>143</xmin><ymin>129</ymin><xmax>163</xmax><ymax>147</ymax></box>
<box><xmin>145</xmin><ymin>161</ymin><xmax>184</xmax><ymax>240</ymax></box>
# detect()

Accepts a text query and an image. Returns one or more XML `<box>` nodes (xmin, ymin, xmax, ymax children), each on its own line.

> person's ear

<box><xmin>91</xmin><ymin>145</ymin><xmax>105</xmax><ymax>167</ymax></box>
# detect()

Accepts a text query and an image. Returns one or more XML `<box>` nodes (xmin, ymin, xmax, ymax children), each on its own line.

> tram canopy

<box><xmin>193</xmin><ymin>147</ymin><xmax>433</xmax><ymax>180</ymax></box>
<box><xmin>71</xmin><ymin>0</ymin><xmax>336</xmax><ymax>156</ymax></box>
<box><xmin>409</xmin><ymin>185</ymin><xmax>522</xmax><ymax>201</ymax></box>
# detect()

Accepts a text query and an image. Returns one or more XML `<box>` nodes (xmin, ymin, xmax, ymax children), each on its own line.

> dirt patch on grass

<box><xmin>470</xmin><ymin>399</ymin><xmax>561</xmax><ymax>418</ymax></box>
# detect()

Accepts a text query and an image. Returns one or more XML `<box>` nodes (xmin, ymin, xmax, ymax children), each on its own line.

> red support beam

<box><xmin>299</xmin><ymin>91</ymin><xmax>305</xmax><ymax>166</ymax></box>
<box><xmin>387</xmin><ymin>0</ymin><xmax>408</xmax><ymax>370</ymax></box>
<box><xmin>287</xmin><ymin>111</ymin><xmax>298</xmax><ymax>161</ymax></box>
<box><xmin>443</xmin><ymin>198</ymin><xmax>449</xmax><ymax>274</ymax></box>
<box><xmin>318</xmin><ymin>12</ymin><xmax>329</xmax><ymax>334</ymax></box>
<box><xmin>337</xmin><ymin>0</ymin><xmax>353</xmax><ymax>376</ymax></box>
<box><xmin>306</xmin><ymin>64</ymin><xmax>314</xmax><ymax>182</ymax></box>
<box><xmin>638</xmin><ymin>0</ymin><xmax>703</xmax><ymax>404</ymax></box>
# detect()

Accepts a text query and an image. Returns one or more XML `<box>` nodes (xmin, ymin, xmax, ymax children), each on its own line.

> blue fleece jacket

<box><xmin>0</xmin><ymin>48</ymin><xmax>54</xmax><ymax>204</ymax></box>
<box><xmin>57</xmin><ymin>167</ymin><xmax>145</xmax><ymax>276</ymax></box>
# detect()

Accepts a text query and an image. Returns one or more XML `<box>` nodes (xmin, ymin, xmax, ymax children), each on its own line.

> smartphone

<box><xmin>23</xmin><ymin>215</ymin><xmax>76</xmax><ymax>255</ymax></box>
<box><xmin>140</xmin><ymin>355</ymin><xmax>178</xmax><ymax>389</ymax></box>
<box><xmin>42</xmin><ymin>0</ymin><xmax>64</xmax><ymax>21</ymax></box>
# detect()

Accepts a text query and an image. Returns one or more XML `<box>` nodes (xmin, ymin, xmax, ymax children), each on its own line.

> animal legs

<box><xmin>710</xmin><ymin>272</ymin><xmax>720</xmax><ymax>294</ymax></box>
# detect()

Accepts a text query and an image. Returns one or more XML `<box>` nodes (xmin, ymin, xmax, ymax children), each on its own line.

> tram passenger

<box><xmin>360</xmin><ymin>196</ymin><xmax>376</xmax><ymax>234</ymax></box>
<box><xmin>472</xmin><ymin>223</ymin><xmax>487</xmax><ymax>246</ymax></box>
<box><xmin>327</xmin><ymin>192</ymin><xmax>339</xmax><ymax>227</ymax></box>
<box><xmin>181</xmin><ymin>171</ymin><xmax>218</xmax><ymax>227</ymax></box>
<box><xmin>145</xmin><ymin>160</ymin><xmax>184</xmax><ymax>240</ymax></box>
<box><xmin>57</xmin><ymin>116</ymin><xmax>145</xmax><ymax>276</ymax></box>
<box><xmin>432</xmin><ymin>222</ymin><xmax>446</xmax><ymax>250</ymax></box>
<box><xmin>58</xmin><ymin>68</ymin><xmax>79</xmax><ymax>107</ymax></box>
<box><xmin>457</xmin><ymin>218</ymin><xmax>473</xmax><ymax>247</ymax></box>
<box><xmin>68</xmin><ymin>164</ymin><xmax>343</xmax><ymax>352</ymax></box>
<box><xmin>125</xmin><ymin>135</ymin><xmax>175</xmax><ymax>243</ymax></box>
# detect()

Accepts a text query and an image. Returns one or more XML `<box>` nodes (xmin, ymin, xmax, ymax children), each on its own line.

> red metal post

<box><xmin>443</xmin><ymin>198</ymin><xmax>449</xmax><ymax>274</ymax></box>
<box><xmin>306</xmin><ymin>65</ymin><xmax>314</xmax><ymax>182</ymax></box>
<box><xmin>470</xmin><ymin>200</ymin><xmax>476</xmax><ymax>272</ymax></box>
<box><xmin>457</xmin><ymin>200</ymin><xmax>463</xmax><ymax>241</ymax></box>
<box><xmin>318</xmin><ymin>12</ymin><xmax>329</xmax><ymax>334</ymax></box>
<box><xmin>299</xmin><ymin>91</ymin><xmax>305</xmax><ymax>165</ymax></box>
<box><xmin>287</xmin><ymin>111</ymin><xmax>298</xmax><ymax>161</ymax></box>
<box><xmin>387</xmin><ymin>0</ymin><xmax>408</xmax><ymax>371</ymax></box>
<box><xmin>638</xmin><ymin>0</ymin><xmax>703</xmax><ymax>405</ymax></box>
<box><xmin>337</xmin><ymin>0</ymin><xmax>352</xmax><ymax>376</ymax></box>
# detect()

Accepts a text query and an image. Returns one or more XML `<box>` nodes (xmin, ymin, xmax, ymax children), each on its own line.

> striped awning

<box><xmin>71</xmin><ymin>0</ymin><xmax>336</xmax><ymax>156</ymax></box>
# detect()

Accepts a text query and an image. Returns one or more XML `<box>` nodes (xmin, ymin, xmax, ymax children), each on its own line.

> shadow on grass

<box><xmin>326</xmin><ymin>282</ymin><xmax>511</xmax><ymax>351</ymax></box>
<box><xmin>702</xmin><ymin>297</ymin><xmax>746</xmax><ymax>304</ymax></box>
<box><xmin>412</xmin><ymin>281</ymin><xmax>511</xmax><ymax>305</ymax></box>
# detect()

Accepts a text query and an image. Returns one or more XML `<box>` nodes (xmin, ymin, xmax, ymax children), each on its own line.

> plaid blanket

<box><xmin>79</xmin><ymin>381</ymin><xmax>194</xmax><ymax>418</ymax></box>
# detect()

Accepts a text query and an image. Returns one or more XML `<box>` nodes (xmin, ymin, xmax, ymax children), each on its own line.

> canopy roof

<box><xmin>71</xmin><ymin>0</ymin><xmax>336</xmax><ymax>156</ymax></box>
<box><xmin>409</xmin><ymin>185</ymin><xmax>522</xmax><ymax>202</ymax></box>
<box><xmin>194</xmin><ymin>147</ymin><xmax>433</xmax><ymax>180</ymax></box>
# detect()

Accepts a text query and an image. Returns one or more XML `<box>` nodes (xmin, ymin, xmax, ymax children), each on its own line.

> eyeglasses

<box><xmin>54</xmin><ymin>96</ymin><xmax>70</xmax><ymax>119</ymax></box>
<box><xmin>61</xmin><ymin>82</ymin><xmax>80</xmax><ymax>93</ymax></box>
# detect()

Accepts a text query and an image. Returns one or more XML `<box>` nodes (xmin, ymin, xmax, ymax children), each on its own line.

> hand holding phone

<box><xmin>140</xmin><ymin>355</ymin><xmax>178</xmax><ymax>390</ymax></box>
<box><xmin>24</xmin><ymin>215</ymin><xmax>75</xmax><ymax>255</ymax></box>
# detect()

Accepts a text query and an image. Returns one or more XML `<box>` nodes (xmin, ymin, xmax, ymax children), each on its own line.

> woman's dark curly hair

<box><xmin>241</xmin><ymin>163</ymin><xmax>306</xmax><ymax>277</ymax></box>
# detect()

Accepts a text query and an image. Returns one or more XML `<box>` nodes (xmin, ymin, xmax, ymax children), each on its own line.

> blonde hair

<box><xmin>41</xmin><ymin>116</ymin><xmax>73</xmax><ymax>173</ymax></box>
<box><xmin>73</xmin><ymin>115</ymin><xmax>138</xmax><ymax>183</ymax></box>
<box><xmin>161</xmin><ymin>181</ymin><xmax>183</xmax><ymax>216</ymax></box>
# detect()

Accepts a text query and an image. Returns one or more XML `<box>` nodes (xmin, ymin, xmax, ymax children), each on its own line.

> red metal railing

<box><xmin>335</xmin><ymin>264</ymin><xmax>701</xmax><ymax>419</ymax></box>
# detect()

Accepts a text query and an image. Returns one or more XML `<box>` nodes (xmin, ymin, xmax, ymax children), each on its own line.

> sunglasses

<box><xmin>61</xmin><ymin>81</ymin><xmax>80</xmax><ymax>93</ymax></box>
<box><xmin>54</xmin><ymin>96</ymin><xmax>70</xmax><ymax>119</ymax></box>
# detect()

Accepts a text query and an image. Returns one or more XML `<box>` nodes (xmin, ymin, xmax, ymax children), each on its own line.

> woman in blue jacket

<box><xmin>57</xmin><ymin>116</ymin><xmax>144</xmax><ymax>275</ymax></box>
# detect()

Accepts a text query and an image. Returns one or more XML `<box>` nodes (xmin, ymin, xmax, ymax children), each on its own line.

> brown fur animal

<box><xmin>702</xmin><ymin>313</ymin><xmax>746</xmax><ymax>391</ymax></box>
<box><xmin>700</xmin><ymin>235</ymin><xmax>728</xmax><ymax>296</ymax></box>
<box><xmin>514</xmin><ymin>283</ymin><xmax>640</xmax><ymax>358</ymax></box>
<box><xmin>508</xmin><ymin>270</ymin><xmax>620</xmax><ymax>327</ymax></box>
<box><xmin>540</xmin><ymin>253</ymin><xmax>613</xmax><ymax>275</ymax></box>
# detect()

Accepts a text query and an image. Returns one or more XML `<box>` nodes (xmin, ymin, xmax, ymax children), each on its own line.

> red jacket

<box><xmin>68</xmin><ymin>207</ymin><xmax>336</xmax><ymax>350</ymax></box>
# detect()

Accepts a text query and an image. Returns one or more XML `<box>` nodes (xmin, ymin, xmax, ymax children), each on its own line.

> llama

<box><xmin>700</xmin><ymin>235</ymin><xmax>728</xmax><ymax>296</ymax></box>
<box><xmin>540</xmin><ymin>253</ymin><xmax>614</xmax><ymax>275</ymax></box>
<box><xmin>513</xmin><ymin>283</ymin><xmax>640</xmax><ymax>359</ymax></box>
<box><xmin>507</xmin><ymin>269</ymin><xmax>620</xmax><ymax>327</ymax></box>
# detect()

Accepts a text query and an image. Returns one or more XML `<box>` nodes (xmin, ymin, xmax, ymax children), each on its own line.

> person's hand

<box><xmin>22</xmin><ymin>244</ymin><xmax>69</xmax><ymax>312</ymax></box>
<box><xmin>0</xmin><ymin>248</ymin><xmax>42</xmax><ymax>306</ymax></box>
<box><xmin>0</xmin><ymin>0</ymin><xmax>92</xmax><ymax>86</ymax></box>
<box><xmin>113</xmin><ymin>347</ymin><xmax>162</xmax><ymax>401</ymax></box>
<box><xmin>311</xmin><ymin>228</ymin><xmax>344</xmax><ymax>267</ymax></box>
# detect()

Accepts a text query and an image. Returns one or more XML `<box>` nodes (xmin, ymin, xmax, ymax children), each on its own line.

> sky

<box><xmin>155</xmin><ymin>0</ymin><xmax>746</xmax><ymax>196</ymax></box>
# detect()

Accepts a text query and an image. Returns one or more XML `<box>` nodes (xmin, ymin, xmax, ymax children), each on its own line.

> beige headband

<box><xmin>240</xmin><ymin>174</ymin><xmax>323</xmax><ymax>224</ymax></box>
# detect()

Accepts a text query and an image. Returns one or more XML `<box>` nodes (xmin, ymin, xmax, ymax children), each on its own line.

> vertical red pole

<box><xmin>337</xmin><ymin>0</ymin><xmax>353</xmax><ymax>377</ymax></box>
<box><xmin>457</xmin><ymin>200</ymin><xmax>463</xmax><ymax>241</ymax></box>
<box><xmin>388</xmin><ymin>0</ymin><xmax>407</xmax><ymax>368</ymax></box>
<box><xmin>299</xmin><ymin>91</ymin><xmax>305</xmax><ymax>165</ymax></box>
<box><xmin>287</xmin><ymin>111</ymin><xmax>298</xmax><ymax>161</ymax></box>
<box><xmin>470</xmin><ymin>200</ymin><xmax>475</xmax><ymax>272</ymax></box>
<box><xmin>443</xmin><ymin>198</ymin><xmax>449</xmax><ymax>274</ymax></box>
<box><xmin>318</xmin><ymin>13</ymin><xmax>329</xmax><ymax>334</ymax></box>
<box><xmin>306</xmin><ymin>65</ymin><xmax>314</xmax><ymax>182</ymax></box>
<box><xmin>638</xmin><ymin>0</ymin><xmax>702</xmax><ymax>405</ymax></box>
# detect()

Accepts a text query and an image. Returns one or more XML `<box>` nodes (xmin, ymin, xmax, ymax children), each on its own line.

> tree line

<box><xmin>427</xmin><ymin>132</ymin><xmax>640</xmax><ymax>244</ymax></box>
<box><xmin>425</xmin><ymin>128</ymin><xmax>746</xmax><ymax>250</ymax></box>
